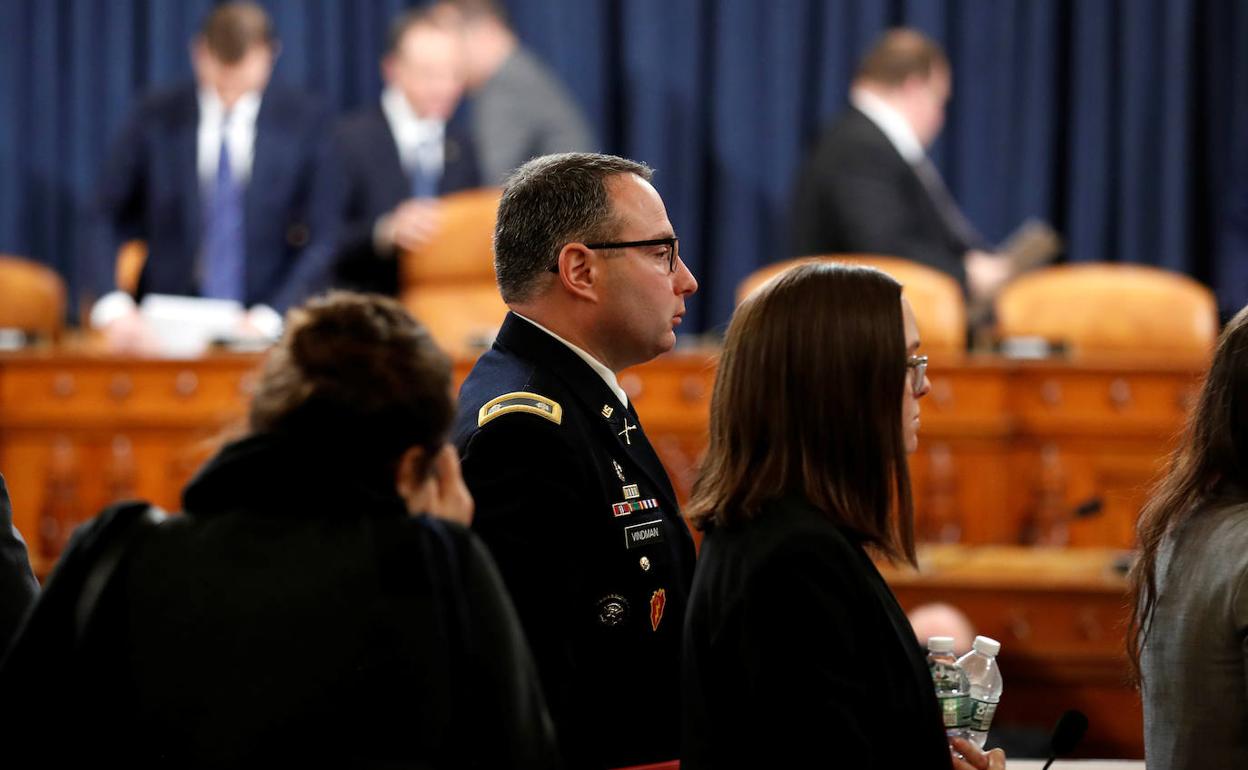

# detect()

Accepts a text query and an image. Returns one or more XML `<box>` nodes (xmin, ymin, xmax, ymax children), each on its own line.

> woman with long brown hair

<box><xmin>681</xmin><ymin>262</ymin><xmax>1003</xmax><ymax>769</ymax></box>
<box><xmin>1128</xmin><ymin>305</ymin><xmax>1248</xmax><ymax>768</ymax></box>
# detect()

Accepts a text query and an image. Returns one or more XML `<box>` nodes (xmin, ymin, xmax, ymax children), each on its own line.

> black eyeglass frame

<box><xmin>905</xmin><ymin>354</ymin><xmax>929</xmax><ymax>397</ymax></box>
<box><xmin>547</xmin><ymin>237</ymin><xmax>680</xmax><ymax>274</ymax></box>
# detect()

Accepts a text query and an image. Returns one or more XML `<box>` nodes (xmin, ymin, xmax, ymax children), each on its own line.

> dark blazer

<box><xmin>0</xmin><ymin>473</ymin><xmax>38</xmax><ymax>657</ymax></box>
<box><xmin>455</xmin><ymin>312</ymin><xmax>696</xmax><ymax>769</ymax></box>
<box><xmin>791</xmin><ymin>106</ymin><xmax>975</xmax><ymax>290</ymax></box>
<box><xmin>682</xmin><ymin>496</ymin><xmax>952</xmax><ymax>769</ymax></box>
<box><xmin>91</xmin><ymin>83</ymin><xmax>338</xmax><ymax>312</ymax></box>
<box><xmin>0</xmin><ymin>432</ymin><xmax>558</xmax><ymax>768</ymax></box>
<box><xmin>332</xmin><ymin>104</ymin><xmax>481</xmax><ymax>295</ymax></box>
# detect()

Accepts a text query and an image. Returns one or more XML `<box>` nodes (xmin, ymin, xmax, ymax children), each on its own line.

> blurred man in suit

<box><xmin>88</xmin><ymin>2</ymin><xmax>338</xmax><ymax>351</ymax></box>
<box><xmin>333</xmin><ymin>7</ymin><xmax>482</xmax><ymax>296</ymax></box>
<box><xmin>433</xmin><ymin>0</ymin><xmax>596</xmax><ymax>186</ymax></box>
<box><xmin>791</xmin><ymin>28</ymin><xmax>1008</xmax><ymax>299</ymax></box>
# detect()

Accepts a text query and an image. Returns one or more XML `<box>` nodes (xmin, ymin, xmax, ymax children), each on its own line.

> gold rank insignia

<box><xmin>478</xmin><ymin>392</ymin><xmax>563</xmax><ymax>427</ymax></box>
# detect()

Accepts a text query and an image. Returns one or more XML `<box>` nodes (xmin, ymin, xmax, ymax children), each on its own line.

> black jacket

<box><xmin>791</xmin><ymin>106</ymin><xmax>975</xmax><ymax>290</ymax></box>
<box><xmin>0</xmin><ymin>473</ymin><xmax>38</xmax><ymax>656</ymax></box>
<box><xmin>455</xmin><ymin>313</ymin><xmax>696</xmax><ymax>769</ymax></box>
<box><xmin>0</xmin><ymin>432</ymin><xmax>557</xmax><ymax>769</ymax></box>
<box><xmin>682</xmin><ymin>496</ymin><xmax>952</xmax><ymax>769</ymax></box>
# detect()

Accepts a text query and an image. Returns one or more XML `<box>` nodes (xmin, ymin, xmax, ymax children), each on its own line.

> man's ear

<box><xmin>554</xmin><ymin>242</ymin><xmax>601</xmax><ymax>302</ymax></box>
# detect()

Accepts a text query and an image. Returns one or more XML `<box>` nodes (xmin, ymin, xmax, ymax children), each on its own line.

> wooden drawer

<box><xmin>0</xmin><ymin>359</ymin><xmax>257</xmax><ymax>426</ymax></box>
<box><xmin>1012</xmin><ymin>369</ymin><xmax>1199</xmax><ymax>436</ymax></box>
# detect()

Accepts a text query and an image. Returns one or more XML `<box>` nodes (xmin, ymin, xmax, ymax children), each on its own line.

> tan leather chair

<box><xmin>399</xmin><ymin>188</ymin><xmax>508</xmax><ymax>357</ymax></box>
<box><xmin>0</xmin><ymin>254</ymin><xmax>66</xmax><ymax>341</ymax></box>
<box><xmin>736</xmin><ymin>255</ymin><xmax>967</xmax><ymax>354</ymax></box>
<box><xmin>994</xmin><ymin>263</ymin><xmax>1218</xmax><ymax>356</ymax></box>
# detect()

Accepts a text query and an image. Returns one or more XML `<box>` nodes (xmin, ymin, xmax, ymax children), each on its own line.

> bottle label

<box><xmin>969</xmin><ymin>698</ymin><xmax>998</xmax><ymax>732</ymax></box>
<box><xmin>939</xmin><ymin>694</ymin><xmax>970</xmax><ymax>728</ymax></box>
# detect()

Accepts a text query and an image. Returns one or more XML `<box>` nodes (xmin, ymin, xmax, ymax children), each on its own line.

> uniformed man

<box><xmin>454</xmin><ymin>152</ymin><xmax>698</xmax><ymax>769</ymax></box>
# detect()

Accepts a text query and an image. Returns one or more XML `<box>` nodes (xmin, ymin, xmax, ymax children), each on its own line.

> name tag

<box><xmin>624</xmin><ymin>519</ymin><xmax>665</xmax><ymax>550</ymax></box>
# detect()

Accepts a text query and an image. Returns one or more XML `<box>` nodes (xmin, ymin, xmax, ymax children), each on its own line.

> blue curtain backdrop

<box><xmin>2</xmin><ymin>0</ymin><xmax>1247</xmax><ymax>331</ymax></box>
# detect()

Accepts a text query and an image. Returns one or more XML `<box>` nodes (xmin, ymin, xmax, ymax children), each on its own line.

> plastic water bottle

<box><xmin>956</xmin><ymin>635</ymin><xmax>1004</xmax><ymax>748</ymax></box>
<box><xmin>926</xmin><ymin>636</ymin><xmax>970</xmax><ymax>736</ymax></box>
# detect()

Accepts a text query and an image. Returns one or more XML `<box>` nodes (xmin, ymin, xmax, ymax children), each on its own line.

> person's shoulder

<box><xmin>334</xmin><ymin>104</ymin><xmax>386</xmax><ymax>140</ymax></box>
<box><xmin>260</xmin><ymin>84</ymin><xmax>330</xmax><ymax>132</ymax></box>
<box><xmin>124</xmin><ymin>83</ymin><xmax>197</xmax><ymax>131</ymax></box>
<box><xmin>705</xmin><ymin>498</ymin><xmax>864</xmax><ymax>574</ymax></box>
<box><xmin>455</xmin><ymin>348</ymin><xmax>572</xmax><ymax>448</ymax></box>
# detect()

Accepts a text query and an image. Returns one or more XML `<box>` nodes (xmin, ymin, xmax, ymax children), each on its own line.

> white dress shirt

<box><xmin>380</xmin><ymin>85</ymin><xmax>446</xmax><ymax>185</ymax></box>
<box><xmin>197</xmin><ymin>89</ymin><xmax>262</xmax><ymax>187</ymax></box>
<box><xmin>850</xmin><ymin>87</ymin><xmax>925</xmax><ymax>164</ymax></box>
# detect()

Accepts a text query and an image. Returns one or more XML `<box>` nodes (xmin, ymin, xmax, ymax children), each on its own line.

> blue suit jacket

<box><xmin>91</xmin><ymin>83</ymin><xmax>338</xmax><ymax>312</ymax></box>
<box><xmin>332</xmin><ymin>104</ymin><xmax>481</xmax><ymax>295</ymax></box>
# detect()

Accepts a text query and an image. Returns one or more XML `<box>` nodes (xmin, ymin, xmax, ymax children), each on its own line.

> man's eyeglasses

<box><xmin>906</xmin><ymin>354</ymin><xmax>928</xmax><ymax>397</ymax></box>
<box><xmin>548</xmin><ymin>237</ymin><xmax>680</xmax><ymax>274</ymax></box>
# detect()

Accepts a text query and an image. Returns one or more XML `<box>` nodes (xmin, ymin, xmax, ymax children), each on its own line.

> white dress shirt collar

<box><xmin>850</xmin><ymin>87</ymin><xmax>925</xmax><ymax>165</ymax></box>
<box><xmin>197</xmin><ymin>88</ymin><xmax>262</xmax><ymax>186</ymax></box>
<box><xmin>513</xmin><ymin>313</ymin><xmax>629</xmax><ymax>408</ymax></box>
<box><xmin>380</xmin><ymin>85</ymin><xmax>446</xmax><ymax>178</ymax></box>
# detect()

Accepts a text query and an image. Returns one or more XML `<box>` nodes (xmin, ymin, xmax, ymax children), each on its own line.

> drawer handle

<box><xmin>1108</xmin><ymin>378</ymin><xmax>1132</xmax><ymax>410</ymax></box>
<box><xmin>1041</xmin><ymin>379</ymin><xmax>1062</xmax><ymax>406</ymax></box>
<box><xmin>1006</xmin><ymin>611</ymin><xmax>1032</xmax><ymax>641</ymax></box>
<box><xmin>109</xmin><ymin>374</ymin><xmax>133</xmax><ymax>401</ymax></box>
<box><xmin>237</xmin><ymin>373</ymin><xmax>258</xmax><ymax>397</ymax></box>
<box><xmin>680</xmin><ymin>376</ymin><xmax>705</xmax><ymax>402</ymax></box>
<box><xmin>174</xmin><ymin>371</ymin><xmax>199</xmax><ymax>398</ymax></box>
<box><xmin>51</xmin><ymin>372</ymin><xmax>75</xmax><ymax>398</ymax></box>
<box><xmin>1077</xmin><ymin>608</ymin><xmax>1103</xmax><ymax>641</ymax></box>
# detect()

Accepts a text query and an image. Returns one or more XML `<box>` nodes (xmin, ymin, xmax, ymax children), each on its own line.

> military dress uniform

<box><xmin>455</xmin><ymin>312</ymin><xmax>696</xmax><ymax>769</ymax></box>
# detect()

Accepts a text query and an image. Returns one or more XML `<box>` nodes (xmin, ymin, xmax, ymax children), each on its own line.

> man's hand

<box><xmin>101</xmin><ymin>307</ymin><xmax>160</xmax><ymax>354</ymax></box>
<box><xmin>377</xmin><ymin>198</ymin><xmax>443</xmax><ymax>253</ymax></box>
<box><xmin>965</xmin><ymin>249</ymin><xmax>1012</xmax><ymax>302</ymax></box>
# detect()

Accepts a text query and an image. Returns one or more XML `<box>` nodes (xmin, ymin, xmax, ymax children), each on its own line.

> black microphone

<box><xmin>1040</xmin><ymin>709</ymin><xmax>1089</xmax><ymax>770</ymax></box>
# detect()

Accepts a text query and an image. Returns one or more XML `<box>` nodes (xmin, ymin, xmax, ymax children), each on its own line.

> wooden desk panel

<box><xmin>0</xmin><ymin>350</ymin><xmax>1202</xmax><ymax>566</ymax></box>
<box><xmin>0</xmin><ymin>349</ymin><xmax>1173</xmax><ymax>756</ymax></box>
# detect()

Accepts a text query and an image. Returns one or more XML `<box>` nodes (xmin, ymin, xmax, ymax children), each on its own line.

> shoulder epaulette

<box><xmin>478</xmin><ymin>391</ymin><xmax>563</xmax><ymax>427</ymax></box>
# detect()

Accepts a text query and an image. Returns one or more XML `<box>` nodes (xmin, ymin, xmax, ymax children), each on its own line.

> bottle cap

<box><xmin>927</xmin><ymin>636</ymin><xmax>954</xmax><ymax>653</ymax></box>
<box><xmin>972</xmin><ymin>635</ymin><xmax>1001</xmax><ymax>657</ymax></box>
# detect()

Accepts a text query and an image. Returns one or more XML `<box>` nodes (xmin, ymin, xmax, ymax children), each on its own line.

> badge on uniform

<box><xmin>597</xmin><ymin>594</ymin><xmax>629</xmax><ymax>627</ymax></box>
<box><xmin>624</xmin><ymin>518</ymin><xmax>664</xmax><ymax>548</ymax></box>
<box><xmin>612</xmin><ymin>459</ymin><xmax>625</xmax><ymax>482</ymax></box>
<box><xmin>622</xmin><ymin>484</ymin><xmax>640</xmax><ymax>499</ymax></box>
<box><xmin>650</xmin><ymin>588</ymin><xmax>666</xmax><ymax>632</ymax></box>
<box><xmin>601</xmin><ymin>404</ymin><xmax>614</xmax><ymax>419</ymax></box>
<box><xmin>613</xmin><ymin>498</ymin><xmax>659</xmax><ymax>518</ymax></box>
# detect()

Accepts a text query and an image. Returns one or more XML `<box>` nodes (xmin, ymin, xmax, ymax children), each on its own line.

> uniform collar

<box><xmin>511</xmin><ymin>312</ymin><xmax>628</xmax><ymax>408</ymax></box>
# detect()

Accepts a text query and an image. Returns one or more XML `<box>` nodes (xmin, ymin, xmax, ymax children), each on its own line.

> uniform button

<box><xmin>639</xmin><ymin>556</ymin><xmax>651</xmax><ymax>572</ymax></box>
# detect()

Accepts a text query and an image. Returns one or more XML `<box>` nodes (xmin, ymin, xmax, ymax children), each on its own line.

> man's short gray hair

<box><xmin>494</xmin><ymin>152</ymin><xmax>654</xmax><ymax>304</ymax></box>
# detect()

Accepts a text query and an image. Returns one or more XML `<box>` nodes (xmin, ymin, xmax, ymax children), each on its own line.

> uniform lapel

<box><xmin>495</xmin><ymin>314</ymin><xmax>680</xmax><ymax>515</ymax></box>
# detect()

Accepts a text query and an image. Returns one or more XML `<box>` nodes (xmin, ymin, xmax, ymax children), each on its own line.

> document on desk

<box><xmin>139</xmin><ymin>294</ymin><xmax>244</xmax><ymax>357</ymax></box>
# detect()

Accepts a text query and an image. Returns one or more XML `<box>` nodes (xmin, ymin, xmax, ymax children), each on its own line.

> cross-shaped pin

<box><xmin>618</xmin><ymin>420</ymin><xmax>637</xmax><ymax>445</ymax></box>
